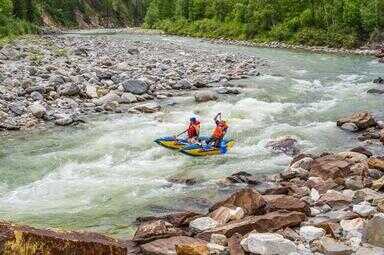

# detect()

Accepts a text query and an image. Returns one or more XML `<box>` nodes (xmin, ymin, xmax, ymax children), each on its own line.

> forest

<box><xmin>1</xmin><ymin>0</ymin><xmax>384</xmax><ymax>48</ymax></box>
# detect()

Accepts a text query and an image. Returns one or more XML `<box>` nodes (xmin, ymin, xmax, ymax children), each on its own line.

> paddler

<box><xmin>208</xmin><ymin>113</ymin><xmax>228</xmax><ymax>147</ymax></box>
<box><xmin>175</xmin><ymin>117</ymin><xmax>201</xmax><ymax>143</ymax></box>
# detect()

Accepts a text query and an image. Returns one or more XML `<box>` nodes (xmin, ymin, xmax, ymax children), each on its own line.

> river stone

<box><xmin>265</xmin><ymin>137</ymin><xmax>299</xmax><ymax>156</ymax></box>
<box><xmin>55</xmin><ymin>116</ymin><xmax>75</xmax><ymax>126</ymax></box>
<box><xmin>367</xmin><ymin>88</ymin><xmax>384</xmax><ymax>94</ymax></box>
<box><xmin>336</xmin><ymin>111</ymin><xmax>376</xmax><ymax>131</ymax></box>
<box><xmin>120</xmin><ymin>92</ymin><xmax>137</xmax><ymax>103</ymax></box>
<box><xmin>263</xmin><ymin>194</ymin><xmax>311</xmax><ymax>216</ymax></box>
<box><xmin>8</xmin><ymin>102</ymin><xmax>26</xmax><ymax>116</ymax></box>
<box><xmin>299</xmin><ymin>226</ymin><xmax>326</xmax><ymax>242</ymax></box>
<box><xmin>372</xmin><ymin>176</ymin><xmax>384</xmax><ymax>191</ymax></box>
<box><xmin>354</xmin><ymin>188</ymin><xmax>384</xmax><ymax>203</ymax></box>
<box><xmin>368</xmin><ymin>158</ymin><xmax>384</xmax><ymax>171</ymax></box>
<box><xmin>353</xmin><ymin>201</ymin><xmax>377</xmax><ymax>217</ymax></box>
<box><xmin>240</xmin><ymin>233</ymin><xmax>297</xmax><ymax>255</ymax></box>
<box><xmin>173</xmin><ymin>79</ymin><xmax>192</xmax><ymax>90</ymax></box>
<box><xmin>141</xmin><ymin>236</ymin><xmax>207</xmax><ymax>255</ymax></box>
<box><xmin>190</xmin><ymin>217</ymin><xmax>218</xmax><ymax>232</ymax></box>
<box><xmin>350</xmin><ymin>146</ymin><xmax>373</xmax><ymax>157</ymax></box>
<box><xmin>366</xmin><ymin>213</ymin><xmax>384</xmax><ymax>247</ymax></box>
<box><xmin>132</xmin><ymin>103</ymin><xmax>161</xmax><ymax>113</ymax></box>
<box><xmin>121</xmin><ymin>80</ymin><xmax>149</xmax><ymax>95</ymax></box>
<box><xmin>210</xmin><ymin>234</ymin><xmax>227</xmax><ymax>246</ymax></box>
<box><xmin>318</xmin><ymin>237</ymin><xmax>353</xmax><ymax>255</ymax></box>
<box><xmin>133</xmin><ymin>220</ymin><xmax>184</xmax><ymax>243</ymax></box>
<box><xmin>175</xmin><ymin>243</ymin><xmax>209</xmax><ymax>255</ymax></box>
<box><xmin>355</xmin><ymin>246</ymin><xmax>384</xmax><ymax>255</ymax></box>
<box><xmin>207</xmin><ymin>243</ymin><xmax>227</xmax><ymax>254</ymax></box>
<box><xmin>210</xmin><ymin>207</ymin><xmax>232</xmax><ymax>225</ymax></box>
<box><xmin>29</xmin><ymin>102</ymin><xmax>46</xmax><ymax>118</ymax></box>
<box><xmin>209</xmin><ymin>188</ymin><xmax>267</xmax><ymax>216</ymax></box>
<box><xmin>341</xmin><ymin>122</ymin><xmax>359</xmax><ymax>132</ymax></box>
<box><xmin>194</xmin><ymin>91</ymin><xmax>218</xmax><ymax>103</ymax></box>
<box><xmin>85</xmin><ymin>85</ymin><xmax>98</xmax><ymax>98</ymax></box>
<box><xmin>340</xmin><ymin>218</ymin><xmax>366</xmax><ymax>237</ymax></box>
<box><xmin>57</xmin><ymin>83</ymin><xmax>80</xmax><ymax>96</ymax></box>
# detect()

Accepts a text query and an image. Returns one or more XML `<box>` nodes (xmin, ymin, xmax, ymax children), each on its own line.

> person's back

<box><xmin>187</xmin><ymin>117</ymin><xmax>200</xmax><ymax>143</ymax></box>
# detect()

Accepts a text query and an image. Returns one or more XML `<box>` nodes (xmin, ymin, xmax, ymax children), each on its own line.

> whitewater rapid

<box><xmin>0</xmin><ymin>33</ymin><xmax>384</xmax><ymax>237</ymax></box>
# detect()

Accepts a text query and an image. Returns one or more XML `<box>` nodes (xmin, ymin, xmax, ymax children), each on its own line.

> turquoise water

<box><xmin>1</xmin><ymin>33</ymin><xmax>384</xmax><ymax>237</ymax></box>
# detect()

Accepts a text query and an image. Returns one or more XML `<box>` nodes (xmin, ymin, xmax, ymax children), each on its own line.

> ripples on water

<box><xmin>1</xmin><ymin>34</ymin><xmax>384</xmax><ymax>237</ymax></box>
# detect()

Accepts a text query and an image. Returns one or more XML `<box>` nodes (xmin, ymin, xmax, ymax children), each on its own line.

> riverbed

<box><xmin>0</xmin><ymin>32</ymin><xmax>384</xmax><ymax>237</ymax></box>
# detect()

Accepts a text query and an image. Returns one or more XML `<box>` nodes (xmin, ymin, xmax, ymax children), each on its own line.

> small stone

<box><xmin>207</xmin><ymin>243</ymin><xmax>227</xmax><ymax>254</ymax></box>
<box><xmin>353</xmin><ymin>201</ymin><xmax>377</xmax><ymax>217</ymax></box>
<box><xmin>311</xmin><ymin>188</ymin><xmax>320</xmax><ymax>202</ymax></box>
<box><xmin>30</xmin><ymin>91</ymin><xmax>44</xmax><ymax>101</ymax></box>
<box><xmin>240</xmin><ymin>233</ymin><xmax>297</xmax><ymax>255</ymax></box>
<box><xmin>341</xmin><ymin>122</ymin><xmax>359</xmax><ymax>132</ymax></box>
<box><xmin>299</xmin><ymin>226</ymin><xmax>326</xmax><ymax>242</ymax></box>
<box><xmin>29</xmin><ymin>102</ymin><xmax>46</xmax><ymax>118</ymax></box>
<box><xmin>189</xmin><ymin>217</ymin><xmax>218</xmax><ymax>232</ymax></box>
<box><xmin>210</xmin><ymin>234</ymin><xmax>227</xmax><ymax>246</ymax></box>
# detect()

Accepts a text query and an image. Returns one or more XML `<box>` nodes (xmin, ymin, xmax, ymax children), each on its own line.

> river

<box><xmin>0</xmin><ymin>32</ymin><xmax>384</xmax><ymax>237</ymax></box>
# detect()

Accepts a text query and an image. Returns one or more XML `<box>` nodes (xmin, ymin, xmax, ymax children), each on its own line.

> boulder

<box><xmin>133</xmin><ymin>220</ymin><xmax>184</xmax><ymax>243</ymax></box>
<box><xmin>209</xmin><ymin>188</ymin><xmax>267</xmax><ymax>216</ymax></box>
<box><xmin>318</xmin><ymin>237</ymin><xmax>353</xmax><ymax>255</ymax></box>
<box><xmin>353</xmin><ymin>201</ymin><xmax>377</xmax><ymax>217</ymax></box>
<box><xmin>299</xmin><ymin>226</ymin><xmax>326</xmax><ymax>242</ymax></box>
<box><xmin>190</xmin><ymin>217</ymin><xmax>218</xmax><ymax>232</ymax></box>
<box><xmin>336</xmin><ymin>111</ymin><xmax>376</xmax><ymax>131</ymax></box>
<box><xmin>173</xmin><ymin>80</ymin><xmax>192</xmax><ymax>90</ymax></box>
<box><xmin>317</xmin><ymin>190</ymin><xmax>352</xmax><ymax>207</ymax></box>
<box><xmin>140</xmin><ymin>236</ymin><xmax>207</xmax><ymax>255</ymax></box>
<box><xmin>175</xmin><ymin>244</ymin><xmax>209</xmax><ymax>255</ymax></box>
<box><xmin>240</xmin><ymin>233</ymin><xmax>297</xmax><ymax>255</ymax></box>
<box><xmin>8</xmin><ymin>102</ymin><xmax>26</xmax><ymax>116</ymax></box>
<box><xmin>194</xmin><ymin>91</ymin><xmax>218</xmax><ymax>103</ymax></box>
<box><xmin>373</xmin><ymin>77</ymin><xmax>384</xmax><ymax>84</ymax></box>
<box><xmin>263</xmin><ymin>195</ymin><xmax>311</xmax><ymax>215</ymax></box>
<box><xmin>350</xmin><ymin>147</ymin><xmax>373</xmax><ymax>157</ymax></box>
<box><xmin>132</xmin><ymin>103</ymin><xmax>161</xmax><ymax>113</ymax></box>
<box><xmin>57</xmin><ymin>83</ymin><xmax>80</xmax><ymax>96</ymax></box>
<box><xmin>210</xmin><ymin>207</ymin><xmax>232</xmax><ymax>225</ymax></box>
<box><xmin>85</xmin><ymin>85</ymin><xmax>98</xmax><ymax>98</ymax></box>
<box><xmin>120</xmin><ymin>93</ymin><xmax>137</xmax><ymax>104</ymax></box>
<box><xmin>0</xmin><ymin>221</ymin><xmax>136</xmax><ymax>255</ymax></box>
<box><xmin>210</xmin><ymin>234</ymin><xmax>227</xmax><ymax>246</ymax></box>
<box><xmin>226</xmin><ymin>171</ymin><xmax>259</xmax><ymax>185</ymax></box>
<box><xmin>354</xmin><ymin>188</ymin><xmax>384</xmax><ymax>203</ymax></box>
<box><xmin>196</xmin><ymin>210</ymin><xmax>306</xmax><ymax>240</ymax></box>
<box><xmin>340</xmin><ymin>122</ymin><xmax>359</xmax><ymax>132</ymax></box>
<box><xmin>135</xmin><ymin>211</ymin><xmax>202</xmax><ymax>228</ymax></box>
<box><xmin>228</xmin><ymin>233</ymin><xmax>244</xmax><ymax>255</ymax></box>
<box><xmin>54</xmin><ymin>116</ymin><xmax>75</xmax><ymax>126</ymax></box>
<box><xmin>336</xmin><ymin>151</ymin><xmax>368</xmax><ymax>163</ymax></box>
<box><xmin>367</xmin><ymin>88</ymin><xmax>384</xmax><ymax>94</ymax></box>
<box><xmin>368</xmin><ymin>158</ymin><xmax>384</xmax><ymax>171</ymax></box>
<box><xmin>372</xmin><ymin>177</ymin><xmax>384</xmax><ymax>191</ymax></box>
<box><xmin>96</xmin><ymin>91</ymin><xmax>120</xmax><ymax>106</ymax></box>
<box><xmin>29</xmin><ymin>102</ymin><xmax>46</xmax><ymax>118</ymax></box>
<box><xmin>366</xmin><ymin>213</ymin><xmax>384</xmax><ymax>247</ymax></box>
<box><xmin>121</xmin><ymin>80</ymin><xmax>149</xmax><ymax>95</ymax></box>
<box><xmin>265</xmin><ymin>137</ymin><xmax>299</xmax><ymax>156</ymax></box>
<box><xmin>309</xmin><ymin>155</ymin><xmax>351</xmax><ymax>180</ymax></box>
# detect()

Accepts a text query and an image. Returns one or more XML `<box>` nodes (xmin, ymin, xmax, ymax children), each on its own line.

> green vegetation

<box><xmin>0</xmin><ymin>0</ymin><xmax>383</xmax><ymax>48</ymax></box>
<box><xmin>144</xmin><ymin>0</ymin><xmax>384</xmax><ymax>48</ymax></box>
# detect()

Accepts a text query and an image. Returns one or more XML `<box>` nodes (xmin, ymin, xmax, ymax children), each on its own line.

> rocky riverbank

<box><xmin>0</xmin><ymin>32</ymin><xmax>263</xmax><ymax>134</ymax></box>
<box><xmin>1</xmin><ymin>111</ymin><xmax>384</xmax><ymax>254</ymax></box>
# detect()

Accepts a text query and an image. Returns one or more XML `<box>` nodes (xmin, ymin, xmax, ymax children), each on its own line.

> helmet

<box><xmin>190</xmin><ymin>117</ymin><xmax>197</xmax><ymax>123</ymax></box>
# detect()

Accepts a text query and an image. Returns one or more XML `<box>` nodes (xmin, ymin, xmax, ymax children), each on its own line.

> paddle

<box><xmin>174</xmin><ymin>130</ymin><xmax>187</xmax><ymax>139</ymax></box>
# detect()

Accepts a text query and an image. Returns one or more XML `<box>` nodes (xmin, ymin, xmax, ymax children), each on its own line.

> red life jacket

<box><xmin>212</xmin><ymin>121</ymin><xmax>228</xmax><ymax>139</ymax></box>
<box><xmin>187</xmin><ymin>121</ymin><xmax>200</xmax><ymax>138</ymax></box>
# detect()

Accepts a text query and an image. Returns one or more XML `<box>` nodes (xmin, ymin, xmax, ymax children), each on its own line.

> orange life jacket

<box><xmin>212</xmin><ymin>122</ymin><xmax>228</xmax><ymax>139</ymax></box>
<box><xmin>187</xmin><ymin>121</ymin><xmax>200</xmax><ymax>138</ymax></box>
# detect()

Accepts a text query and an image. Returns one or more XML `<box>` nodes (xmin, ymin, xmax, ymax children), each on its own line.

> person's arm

<box><xmin>214</xmin><ymin>113</ymin><xmax>221</xmax><ymax>123</ymax></box>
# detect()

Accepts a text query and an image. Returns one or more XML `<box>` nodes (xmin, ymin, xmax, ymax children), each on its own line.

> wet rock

<box><xmin>350</xmin><ymin>147</ymin><xmax>373</xmax><ymax>157</ymax></box>
<box><xmin>368</xmin><ymin>157</ymin><xmax>384</xmax><ymax>171</ymax></box>
<box><xmin>317</xmin><ymin>190</ymin><xmax>352</xmax><ymax>207</ymax></box>
<box><xmin>263</xmin><ymin>195</ymin><xmax>311</xmax><ymax>215</ymax></box>
<box><xmin>29</xmin><ymin>102</ymin><xmax>46</xmax><ymax>118</ymax></box>
<box><xmin>209</xmin><ymin>188</ymin><xmax>267</xmax><ymax>216</ymax></box>
<box><xmin>167</xmin><ymin>176</ymin><xmax>197</xmax><ymax>186</ymax></box>
<box><xmin>309</xmin><ymin>154</ymin><xmax>351</xmax><ymax>180</ymax></box>
<box><xmin>131</xmin><ymin>103</ymin><xmax>161</xmax><ymax>113</ymax></box>
<box><xmin>175</xmin><ymin>243</ymin><xmax>209</xmax><ymax>255</ymax></box>
<box><xmin>190</xmin><ymin>217</ymin><xmax>218</xmax><ymax>232</ymax></box>
<box><xmin>373</xmin><ymin>77</ymin><xmax>384</xmax><ymax>84</ymax></box>
<box><xmin>318</xmin><ymin>237</ymin><xmax>353</xmax><ymax>255</ymax></box>
<box><xmin>265</xmin><ymin>137</ymin><xmax>299</xmax><ymax>156</ymax></box>
<box><xmin>353</xmin><ymin>201</ymin><xmax>377</xmax><ymax>217</ymax></box>
<box><xmin>196</xmin><ymin>210</ymin><xmax>306</xmax><ymax>240</ymax></box>
<box><xmin>366</xmin><ymin>213</ymin><xmax>384</xmax><ymax>247</ymax></box>
<box><xmin>216</xmin><ymin>88</ymin><xmax>240</xmax><ymax>95</ymax></box>
<box><xmin>121</xmin><ymin>80</ymin><xmax>149</xmax><ymax>95</ymax></box>
<box><xmin>0</xmin><ymin>221</ymin><xmax>135</xmax><ymax>255</ymax></box>
<box><xmin>367</xmin><ymin>88</ymin><xmax>384</xmax><ymax>94</ymax></box>
<box><xmin>336</xmin><ymin>151</ymin><xmax>368</xmax><ymax>163</ymax></box>
<box><xmin>133</xmin><ymin>220</ymin><xmax>184</xmax><ymax>243</ymax></box>
<box><xmin>194</xmin><ymin>91</ymin><xmax>218</xmax><ymax>103</ymax></box>
<box><xmin>299</xmin><ymin>226</ymin><xmax>326</xmax><ymax>242</ymax></box>
<box><xmin>226</xmin><ymin>171</ymin><xmax>259</xmax><ymax>185</ymax></box>
<box><xmin>341</xmin><ymin>122</ymin><xmax>359</xmax><ymax>132</ymax></box>
<box><xmin>228</xmin><ymin>233</ymin><xmax>244</xmax><ymax>255</ymax></box>
<box><xmin>336</xmin><ymin>111</ymin><xmax>376</xmax><ymax>131</ymax></box>
<box><xmin>210</xmin><ymin>234</ymin><xmax>227</xmax><ymax>246</ymax></box>
<box><xmin>54</xmin><ymin>115</ymin><xmax>75</xmax><ymax>126</ymax></box>
<box><xmin>135</xmin><ymin>211</ymin><xmax>202</xmax><ymax>228</ymax></box>
<box><xmin>141</xmin><ymin>236</ymin><xmax>207</xmax><ymax>255</ymax></box>
<box><xmin>240</xmin><ymin>233</ymin><xmax>297</xmax><ymax>255</ymax></box>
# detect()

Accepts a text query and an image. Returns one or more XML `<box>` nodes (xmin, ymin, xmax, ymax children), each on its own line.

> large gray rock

<box><xmin>190</xmin><ymin>217</ymin><xmax>218</xmax><ymax>232</ymax></box>
<box><xmin>121</xmin><ymin>80</ymin><xmax>149</xmax><ymax>95</ymax></box>
<box><xmin>299</xmin><ymin>226</ymin><xmax>325</xmax><ymax>242</ymax></box>
<box><xmin>367</xmin><ymin>213</ymin><xmax>384</xmax><ymax>247</ymax></box>
<box><xmin>318</xmin><ymin>237</ymin><xmax>353</xmax><ymax>255</ymax></box>
<box><xmin>8</xmin><ymin>102</ymin><xmax>26</xmax><ymax>116</ymax></box>
<box><xmin>353</xmin><ymin>201</ymin><xmax>377</xmax><ymax>217</ymax></box>
<box><xmin>240</xmin><ymin>233</ymin><xmax>297</xmax><ymax>255</ymax></box>
<box><xmin>29</xmin><ymin>102</ymin><xmax>46</xmax><ymax>118</ymax></box>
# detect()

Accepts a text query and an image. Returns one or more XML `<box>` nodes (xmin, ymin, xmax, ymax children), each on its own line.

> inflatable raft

<box><xmin>154</xmin><ymin>136</ymin><xmax>235</xmax><ymax>156</ymax></box>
